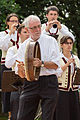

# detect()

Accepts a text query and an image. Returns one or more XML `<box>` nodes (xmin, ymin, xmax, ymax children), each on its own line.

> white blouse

<box><xmin>15</xmin><ymin>33</ymin><xmax>60</xmax><ymax>76</ymax></box>
<box><xmin>0</xmin><ymin>29</ymin><xmax>18</xmax><ymax>51</ymax></box>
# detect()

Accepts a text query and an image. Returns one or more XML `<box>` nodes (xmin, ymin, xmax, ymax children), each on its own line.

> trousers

<box><xmin>17</xmin><ymin>75</ymin><xmax>59</xmax><ymax>120</ymax></box>
<box><xmin>1</xmin><ymin>65</ymin><xmax>11</xmax><ymax>113</ymax></box>
<box><xmin>10</xmin><ymin>91</ymin><xmax>20</xmax><ymax>120</ymax></box>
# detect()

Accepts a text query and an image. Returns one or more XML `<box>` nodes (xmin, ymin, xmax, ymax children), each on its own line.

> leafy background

<box><xmin>0</xmin><ymin>0</ymin><xmax>80</xmax><ymax>119</ymax></box>
<box><xmin>0</xmin><ymin>0</ymin><xmax>80</xmax><ymax>57</ymax></box>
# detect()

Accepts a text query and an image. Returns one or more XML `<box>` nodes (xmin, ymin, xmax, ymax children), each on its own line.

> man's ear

<box><xmin>6</xmin><ymin>21</ymin><xmax>9</xmax><ymax>27</ymax></box>
<box><xmin>25</xmin><ymin>27</ymin><xmax>30</xmax><ymax>35</ymax></box>
<box><xmin>57</xmin><ymin>13</ymin><xmax>59</xmax><ymax>17</ymax></box>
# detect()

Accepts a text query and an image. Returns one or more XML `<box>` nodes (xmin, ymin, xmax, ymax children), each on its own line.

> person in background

<box><xmin>42</xmin><ymin>6</ymin><xmax>75</xmax><ymax>47</ymax></box>
<box><xmin>5</xmin><ymin>24</ymin><xmax>29</xmax><ymax>120</ymax></box>
<box><xmin>5</xmin><ymin>24</ymin><xmax>29</xmax><ymax>69</ymax></box>
<box><xmin>55</xmin><ymin>36</ymin><xmax>80</xmax><ymax>120</ymax></box>
<box><xmin>0</xmin><ymin>13</ymin><xmax>20</xmax><ymax>120</ymax></box>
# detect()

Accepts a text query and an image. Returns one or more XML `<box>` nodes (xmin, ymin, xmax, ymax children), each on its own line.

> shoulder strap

<box><xmin>62</xmin><ymin>57</ymin><xmax>67</xmax><ymax>64</ymax></box>
<box><xmin>5</xmin><ymin>30</ymin><xmax>8</xmax><ymax>34</ymax></box>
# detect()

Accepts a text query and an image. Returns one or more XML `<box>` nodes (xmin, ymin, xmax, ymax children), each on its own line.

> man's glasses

<box><xmin>9</xmin><ymin>20</ymin><xmax>19</xmax><ymax>23</ymax></box>
<box><xmin>65</xmin><ymin>42</ymin><xmax>73</xmax><ymax>45</ymax></box>
<box><xmin>28</xmin><ymin>24</ymin><xmax>41</xmax><ymax>31</ymax></box>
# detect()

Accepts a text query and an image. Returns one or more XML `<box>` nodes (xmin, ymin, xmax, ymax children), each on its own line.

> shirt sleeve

<box><xmin>5</xmin><ymin>47</ymin><xmax>17</xmax><ymax>68</ymax></box>
<box><xmin>0</xmin><ymin>31</ymin><xmax>12</xmax><ymax>51</ymax></box>
<box><xmin>41</xmin><ymin>24</ymin><xmax>49</xmax><ymax>35</ymax></box>
<box><xmin>42</xmin><ymin>29</ymin><xmax>49</xmax><ymax>35</ymax></box>
<box><xmin>49</xmin><ymin>38</ymin><xmax>60</xmax><ymax>67</ymax></box>
<box><xmin>15</xmin><ymin>43</ymin><xmax>26</xmax><ymax>74</ymax></box>
<box><xmin>59</xmin><ymin>24</ymin><xmax>75</xmax><ymax>42</ymax></box>
<box><xmin>56</xmin><ymin>67</ymin><xmax>63</xmax><ymax>77</ymax></box>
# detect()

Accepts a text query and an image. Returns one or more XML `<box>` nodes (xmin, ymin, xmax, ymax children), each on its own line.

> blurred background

<box><xmin>0</xmin><ymin>0</ymin><xmax>80</xmax><ymax>119</ymax></box>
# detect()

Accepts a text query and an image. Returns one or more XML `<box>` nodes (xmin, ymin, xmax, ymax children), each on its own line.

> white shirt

<box><xmin>5</xmin><ymin>42</ymin><xmax>22</xmax><ymax>70</ymax></box>
<box><xmin>0</xmin><ymin>29</ymin><xmax>18</xmax><ymax>51</ymax></box>
<box><xmin>5</xmin><ymin>46</ymin><xmax>18</xmax><ymax>69</ymax></box>
<box><xmin>15</xmin><ymin>33</ymin><xmax>60</xmax><ymax>76</ymax></box>
<box><xmin>42</xmin><ymin>23</ymin><xmax>75</xmax><ymax>42</ymax></box>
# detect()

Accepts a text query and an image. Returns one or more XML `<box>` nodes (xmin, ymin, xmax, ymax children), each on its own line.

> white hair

<box><xmin>23</xmin><ymin>15</ymin><xmax>41</xmax><ymax>28</ymax></box>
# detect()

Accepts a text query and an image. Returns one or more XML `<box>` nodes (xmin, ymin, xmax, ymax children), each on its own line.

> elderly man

<box><xmin>15</xmin><ymin>15</ymin><xmax>60</xmax><ymax>120</ymax></box>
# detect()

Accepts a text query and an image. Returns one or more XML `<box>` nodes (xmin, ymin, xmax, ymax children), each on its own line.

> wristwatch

<box><xmin>41</xmin><ymin>61</ymin><xmax>44</xmax><ymax>67</ymax></box>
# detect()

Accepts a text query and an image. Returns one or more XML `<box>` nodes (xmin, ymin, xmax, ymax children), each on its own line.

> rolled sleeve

<box><xmin>56</xmin><ymin>67</ymin><xmax>63</xmax><ymax>77</ymax></box>
<box><xmin>60</xmin><ymin>24</ymin><xmax>75</xmax><ymax>42</ymax></box>
<box><xmin>0</xmin><ymin>32</ymin><xmax>12</xmax><ymax>51</ymax></box>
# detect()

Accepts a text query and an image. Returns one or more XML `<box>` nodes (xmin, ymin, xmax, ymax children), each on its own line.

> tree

<box><xmin>15</xmin><ymin>0</ymin><xmax>80</xmax><ymax>58</ymax></box>
<box><xmin>0</xmin><ymin>0</ymin><xmax>20</xmax><ymax>31</ymax></box>
<box><xmin>0</xmin><ymin>0</ymin><xmax>80</xmax><ymax>57</ymax></box>
<box><xmin>54</xmin><ymin>0</ymin><xmax>80</xmax><ymax>57</ymax></box>
<box><xmin>0</xmin><ymin>0</ymin><xmax>21</xmax><ymax>61</ymax></box>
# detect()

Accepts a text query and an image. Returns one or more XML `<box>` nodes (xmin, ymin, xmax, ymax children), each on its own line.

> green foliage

<box><xmin>0</xmin><ymin>0</ymin><xmax>80</xmax><ymax>57</ymax></box>
<box><xmin>0</xmin><ymin>116</ymin><xmax>8</xmax><ymax>120</ymax></box>
<box><xmin>0</xmin><ymin>0</ymin><xmax>80</xmax><ymax>117</ymax></box>
<box><xmin>54</xmin><ymin>0</ymin><xmax>80</xmax><ymax>57</ymax></box>
<box><xmin>0</xmin><ymin>0</ymin><xmax>20</xmax><ymax>31</ymax></box>
<box><xmin>15</xmin><ymin>0</ymin><xmax>57</xmax><ymax>23</ymax></box>
<box><xmin>15</xmin><ymin>0</ymin><xmax>80</xmax><ymax>57</ymax></box>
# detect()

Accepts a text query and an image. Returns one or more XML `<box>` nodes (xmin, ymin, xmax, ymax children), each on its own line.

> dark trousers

<box><xmin>1</xmin><ymin>65</ymin><xmax>11</xmax><ymax>113</ymax></box>
<box><xmin>10</xmin><ymin>91</ymin><xmax>20</xmax><ymax>120</ymax></box>
<box><xmin>17</xmin><ymin>75</ymin><xmax>58</xmax><ymax>120</ymax></box>
<box><xmin>54</xmin><ymin>89</ymin><xmax>80</xmax><ymax>120</ymax></box>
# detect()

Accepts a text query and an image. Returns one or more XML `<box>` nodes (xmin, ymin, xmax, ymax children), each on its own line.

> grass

<box><xmin>0</xmin><ymin>114</ymin><xmax>41</xmax><ymax>120</ymax></box>
<box><xmin>0</xmin><ymin>117</ymin><xmax>7</xmax><ymax>120</ymax></box>
<box><xmin>0</xmin><ymin>114</ymin><xmax>8</xmax><ymax>120</ymax></box>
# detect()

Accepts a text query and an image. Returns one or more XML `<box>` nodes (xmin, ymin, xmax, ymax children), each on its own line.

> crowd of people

<box><xmin>0</xmin><ymin>5</ymin><xmax>80</xmax><ymax>120</ymax></box>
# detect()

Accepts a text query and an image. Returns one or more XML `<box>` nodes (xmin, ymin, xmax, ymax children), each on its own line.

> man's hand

<box><xmin>45</xmin><ymin>20</ymin><xmax>62</xmax><ymax>32</ymax></box>
<box><xmin>17</xmin><ymin>62</ymin><xmax>25</xmax><ymax>78</ymax></box>
<box><xmin>53</xmin><ymin>20</ymin><xmax>62</xmax><ymax>29</ymax></box>
<box><xmin>45</xmin><ymin>21</ymin><xmax>54</xmax><ymax>32</ymax></box>
<box><xmin>33</xmin><ymin>58</ymin><xmax>42</xmax><ymax>67</ymax></box>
